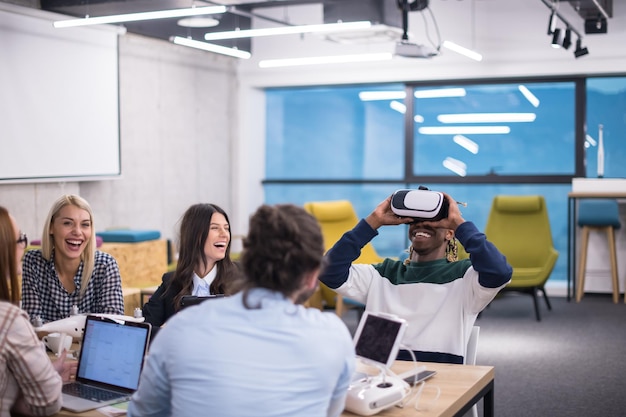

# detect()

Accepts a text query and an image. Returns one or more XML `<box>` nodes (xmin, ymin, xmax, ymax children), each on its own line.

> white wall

<box><xmin>1</xmin><ymin>5</ymin><xmax>239</xmax><ymax>245</ymax></box>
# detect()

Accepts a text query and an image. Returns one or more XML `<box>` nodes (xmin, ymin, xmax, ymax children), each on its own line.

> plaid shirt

<box><xmin>0</xmin><ymin>302</ymin><xmax>63</xmax><ymax>417</ymax></box>
<box><xmin>21</xmin><ymin>249</ymin><xmax>125</xmax><ymax>324</ymax></box>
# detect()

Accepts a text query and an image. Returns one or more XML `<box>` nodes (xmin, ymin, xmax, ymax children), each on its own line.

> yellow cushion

<box><xmin>494</xmin><ymin>195</ymin><xmax>542</xmax><ymax>213</ymax></box>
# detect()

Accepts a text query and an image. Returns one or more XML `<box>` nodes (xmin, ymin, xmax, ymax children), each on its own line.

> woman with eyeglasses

<box><xmin>0</xmin><ymin>205</ymin><xmax>77</xmax><ymax>416</ymax></box>
<box><xmin>21</xmin><ymin>194</ymin><xmax>124</xmax><ymax>324</ymax></box>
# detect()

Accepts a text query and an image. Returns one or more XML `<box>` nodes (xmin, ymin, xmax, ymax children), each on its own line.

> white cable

<box><xmin>414</xmin><ymin>382</ymin><xmax>441</xmax><ymax>412</ymax></box>
<box><xmin>394</xmin><ymin>344</ymin><xmax>441</xmax><ymax>411</ymax></box>
<box><xmin>396</xmin><ymin>344</ymin><xmax>420</xmax><ymax>408</ymax></box>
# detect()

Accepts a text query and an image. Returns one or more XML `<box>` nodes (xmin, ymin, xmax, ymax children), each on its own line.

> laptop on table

<box><xmin>61</xmin><ymin>315</ymin><xmax>151</xmax><ymax>413</ymax></box>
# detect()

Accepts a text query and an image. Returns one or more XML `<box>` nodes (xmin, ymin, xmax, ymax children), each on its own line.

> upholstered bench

<box><xmin>97</xmin><ymin>230</ymin><xmax>168</xmax><ymax>314</ymax></box>
<box><xmin>96</xmin><ymin>229</ymin><xmax>161</xmax><ymax>243</ymax></box>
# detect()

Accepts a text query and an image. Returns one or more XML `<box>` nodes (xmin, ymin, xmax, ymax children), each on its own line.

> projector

<box><xmin>394</xmin><ymin>41</ymin><xmax>438</xmax><ymax>58</ymax></box>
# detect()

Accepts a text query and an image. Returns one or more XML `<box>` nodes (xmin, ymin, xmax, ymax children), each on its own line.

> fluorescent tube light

<box><xmin>414</xmin><ymin>88</ymin><xmax>466</xmax><ymax>99</ymax></box>
<box><xmin>442</xmin><ymin>41</ymin><xmax>483</xmax><ymax>61</ymax></box>
<box><xmin>585</xmin><ymin>134</ymin><xmax>597</xmax><ymax>148</ymax></box>
<box><xmin>258</xmin><ymin>53</ymin><xmax>392</xmax><ymax>68</ymax></box>
<box><xmin>443</xmin><ymin>157</ymin><xmax>467</xmax><ymax>177</ymax></box>
<box><xmin>54</xmin><ymin>6</ymin><xmax>227</xmax><ymax>28</ymax></box>
<box><xmin>418</xmin><ymin>126</ymin><xmax>511</xmax><ymax>135</ymax></box>
<box><xmin>453</xmin><ymin>135</ymin><xmax>479</xmax><ymax>154</ymax></box>
<box><xmin>171</xmin><ymin>36</ymin><xmax>251</xmax><ymax>59</ymax></box>
<box><xmin>205</xmin><ymin>21</ymin><xmax>371</xmax><ymax>40</ymax></box>
<box><xmin>437</xmin><ymin>113</ymin><xmax>536</xmax><ymax>123</ymax></box>
<box><xmin>358</xmin><ymin>91</ymin><xmax>406</xmax><ymax>101</ymax></box>
<box><xmin>414</xmin><ymin>115</ymin><xmax>425</xmax><ymax>123</ymax></box>
<box><xmin>518</xmin><ymin>85</ymin><xmax>540</xmax><ymax>108</ymax></box>
<box><xmin>389</xmin><ymin>101</ymin><xmax>406</xmax><ymax>114</ymax></box>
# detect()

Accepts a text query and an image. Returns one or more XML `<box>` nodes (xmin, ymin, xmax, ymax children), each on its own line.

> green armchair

<box><xmin>484</xmin><ymin>195</ymin><xmax>559</xmax><ymax>321</ymax></box>
<box><xmin>304</xmin><ymin>200</ymin><xmax>382</xmax><ymax>317</ymax></box>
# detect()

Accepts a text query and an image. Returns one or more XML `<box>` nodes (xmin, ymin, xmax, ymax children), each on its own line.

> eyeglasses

<box><xmin>16</xmin><ymin>233</ymin><xmax>28</xmax><ymax>248</ymax></box>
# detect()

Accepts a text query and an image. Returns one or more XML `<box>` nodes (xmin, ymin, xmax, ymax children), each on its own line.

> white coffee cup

<box><xmin>42</xmin><ymin>332</ymin><xmax>72</xmax><ymax>355</ymax></box>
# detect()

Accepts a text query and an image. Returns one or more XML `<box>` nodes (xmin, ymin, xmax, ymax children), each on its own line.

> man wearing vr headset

<box><xmin>319</xmin><ymin>190</ymin><xmax>512</xmax><ymax>364</ymax></box>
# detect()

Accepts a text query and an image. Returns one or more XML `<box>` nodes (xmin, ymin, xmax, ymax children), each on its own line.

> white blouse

<box><xmin>191</xmin><ymin>265</ymin><xmax>218</xmax><ymax>296</ymax></box>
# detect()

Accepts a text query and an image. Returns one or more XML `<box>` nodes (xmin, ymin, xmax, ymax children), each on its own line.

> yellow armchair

<box><xmin>484</xmin><ymin>195</ymin><xmax>559</xmax><ymax>321</ymax></box>
<box><xmin>304</xmin><ymin>200</ymin><xmax>383</xmax><ymax>316</ymax></box>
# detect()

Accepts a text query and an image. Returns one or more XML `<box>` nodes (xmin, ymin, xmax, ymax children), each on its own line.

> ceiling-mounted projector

<box><xmin>394</xmin><ymin>41</ymin><xmax>438</xmax><ymax>58</ymax></box>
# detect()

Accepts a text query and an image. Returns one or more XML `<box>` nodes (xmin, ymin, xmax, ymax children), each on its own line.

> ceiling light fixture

<box><xmin>437</xmin><ymin>113</ymin><xmax>536</xmax><ymax>123</ymax></box>
<box><xmin>177</xmin><ymin>16</ymin><xmax>220</xmax><ymax>28</ymax></box>
<box><xmin>418</xmin><ymin>126</ymin><xmax>511</xmax><ymax>135</ymax></box>
<box><xmin>547</xmin><ymin>9</ymin><xmax>557</xmax><ymax>35</ymax></box>
<box><xmin>551</xmin><ymin>28</ymin><xmax>562</xmax><ymax>48</ymax></box>
<box><xmin>442</xmin><ymin>41</ymin><xmax>483</xmax><ymax>61</ymax></box>
<box><xmin>540</xmin><ymin>0</ymin><xmax>589</xmax><ymax>58</ymax></box>
<box><xmin>389</xmin><ymin>101</ymin><xmax>406</xmax><ymax>114</ymax></box>
<box><xmin>204</xmin><ymin>21</ymin><xmax>371</xmax><ymax>41</ymax></box>
<box><xmin>54</xmin><ymin>5</ymin><xmax>227</xmax><ymax>28</ymax></box>
<box><xmin>585</xmin><ymin>134</ymin><xmax>597</xmax><ymax>147</ymax></box>
<box><xmin>170</xmin><ymin>36</ymin><xmax>250</xmax><ymax>59</ymax></box>
<box><xmin>358</xmin><ymin>91</ymin><xmax>406</xmax><ymax>101</ymax></box>
<box><xmin>258</xmin><ymin>53</ymin><xmax>392</xmax><ymax>68</ymax></box>
<box><xmin>574</xmin><ymin>38</ymin><xmax>589</xmax><ymax>58</ymax></box>
<box><xmin>562</xmin><ymin>28</ymin><xmax>572</xmax><ymax>49</ymax></box>
<box><xmin>453</xmin><ymin>135</ymin><xmax>479</xmax><ymax>154</ymax></box>
<box><xmin>443</xmin><ymin>157</ymin><xmax>467</xmax><ymax>177</ymax></box>
<box><xmin>414</xmin><ymin>88</ymin><xmax>466</xmax><ymax>99</ymax></box>
<box><xmin>518</xmin><ymin>85</ymin><xmax>540</xmax><ymax>107</ymax></box>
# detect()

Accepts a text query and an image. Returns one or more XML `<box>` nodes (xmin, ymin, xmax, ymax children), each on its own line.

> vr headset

<box><xmin>390</xmin><ymin>189</ymin><xmax>449</xmax><ymax>221</ymax></box>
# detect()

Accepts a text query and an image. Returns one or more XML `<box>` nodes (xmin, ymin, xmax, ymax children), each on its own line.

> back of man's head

<box><xmin>241</xmin><ymin>204</ymin><xmax>324</xmax><ymax>298</ymax></box>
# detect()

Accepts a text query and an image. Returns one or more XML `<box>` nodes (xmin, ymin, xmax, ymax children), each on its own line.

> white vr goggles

<box><xmin>390</xmin><ymin>189</ymin><xmax>449</xmax><ymax>221</ymax></box>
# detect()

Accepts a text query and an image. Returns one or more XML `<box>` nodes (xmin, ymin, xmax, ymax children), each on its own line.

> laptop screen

<box><xmin>353</xmin><ymin>311</ymin><xmax>407</xmax><ymax>369</ymax></box>
<box><xmin>76</xmin><ymin>316</ymin><xmax>150</xmax><ymax>391</ymax></box>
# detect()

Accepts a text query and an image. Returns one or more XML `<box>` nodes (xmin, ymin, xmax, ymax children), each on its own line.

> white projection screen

<box><xmin>0</xmin><ymin>5</ymin><xmax>121</xmax><ymax>183</ymax></box>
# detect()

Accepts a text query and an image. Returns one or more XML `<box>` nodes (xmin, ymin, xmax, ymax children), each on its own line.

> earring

<box><xmin>404</xmin><ymin>245</ymin><xmax>414</xmax><ymax>265</ymax></box>
<box><xmin>446</xmin><ymin>238</ymin><xmax>458</xmax><ymax>262</ymax></box>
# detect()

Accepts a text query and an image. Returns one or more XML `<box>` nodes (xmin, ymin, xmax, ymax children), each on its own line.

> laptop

<box><xmin>180</xmin><ymin>294</ymin><xmax>225</xmax><ymax>309</ymax></box>
<box><xmin>61</xmin><ymin>315</ymin><xmax>151</xmax><ymax>413</ymax></box>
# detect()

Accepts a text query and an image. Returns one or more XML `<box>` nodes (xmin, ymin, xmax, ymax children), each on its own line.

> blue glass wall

<box><xmin>266</xmin><ymin>84</ymin><xmax>405</xmax><ymax>180</ymax></box>
<box><xmin>585</xmin><ymin>77</ymin><xmax>626</xmax><ymax>178</ymax></box>
<box><xmin>264</xmin><ymin>76</ymin><xmax>626</xmax><ymax>283</ymax></box>
<box><xmin>412</xmin><ymin>83</ymin><xmax>576</xmax><ymax>176</ymax></box>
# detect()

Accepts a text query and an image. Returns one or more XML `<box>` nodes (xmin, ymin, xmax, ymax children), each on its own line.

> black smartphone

<box><xmin>403</xmin><ymin>370</ymin><xmax>437</xmax><ymax>386</ymax></box>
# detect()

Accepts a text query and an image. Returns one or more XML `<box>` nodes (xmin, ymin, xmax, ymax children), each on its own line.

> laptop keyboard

<box><xmin>63</xmin><ymin>382</ymin><xmax>126</xmax><ymax>402</ymax></box>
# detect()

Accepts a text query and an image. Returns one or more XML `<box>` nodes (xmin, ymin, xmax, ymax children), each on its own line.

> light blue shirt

<box><xmin>128</xmin><ymin>288</ymin><xmax>355</xmax><ymax>417</ymax></box>
<box><xmin>191</xmin><ymin>266</ymin><xmax>217</xmax><ymax>296</ymax></box>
